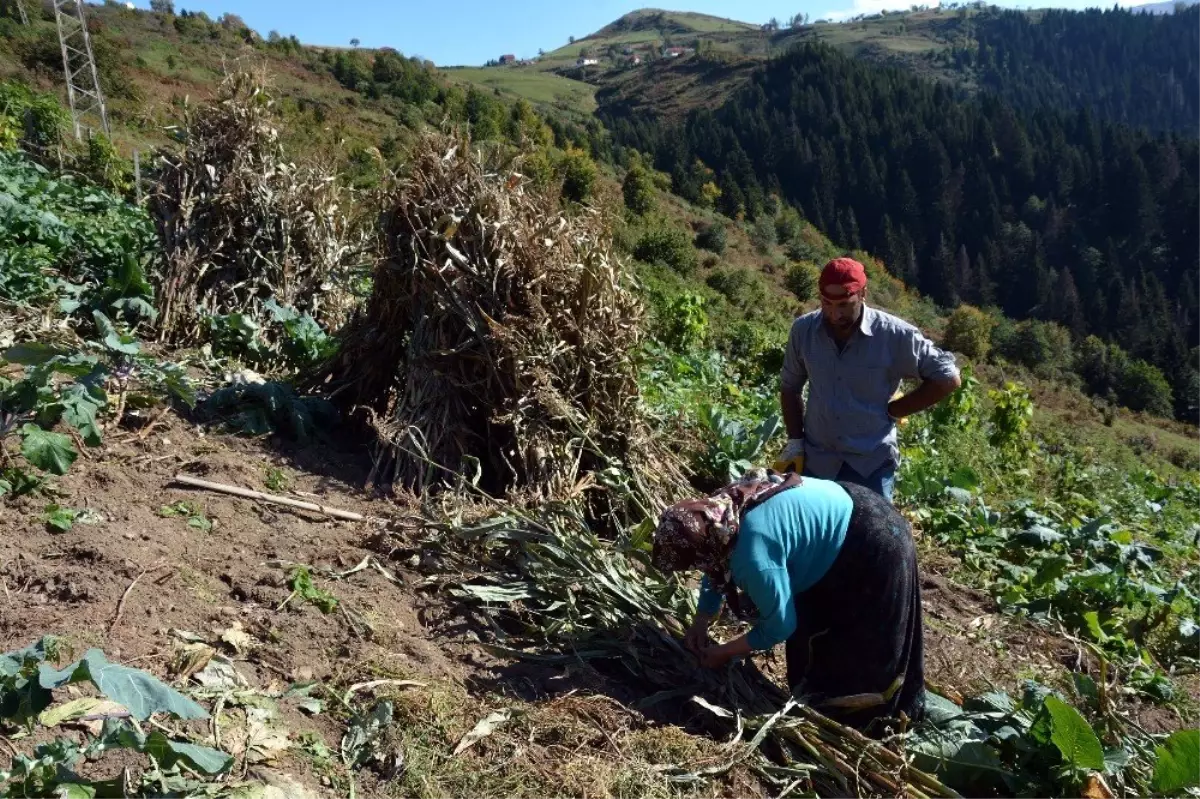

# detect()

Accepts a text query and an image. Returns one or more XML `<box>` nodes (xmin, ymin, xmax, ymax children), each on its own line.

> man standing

<box><xmin>774</xmin><ymin>257</ymin><xmax>961</xmax><ymax>502</ymax></box>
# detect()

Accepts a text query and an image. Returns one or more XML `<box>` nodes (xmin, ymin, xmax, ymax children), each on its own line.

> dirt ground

<box><xmin>0</xmin><ymin>411</ymin><xmax>1182</xmax><ymax>796</ymax></box>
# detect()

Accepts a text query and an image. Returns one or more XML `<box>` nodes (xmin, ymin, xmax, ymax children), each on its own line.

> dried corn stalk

<box><xmin>319</xmin><ymin>129</ymin><xmax>684</xmax><ymax>523</ymax></box>
<box><xmin>150</xmin><ymin>70</ymin><xmax>370</xmax><ymax>343</ymax></box>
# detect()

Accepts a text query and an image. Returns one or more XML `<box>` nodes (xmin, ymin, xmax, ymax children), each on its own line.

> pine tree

<box><xmin>1051</xmin><ymin>267</ymin><xmax>1086</xmax><ymax>336</ymax></box>
<box><xmin>955</xmin><ymin>245</ymin><xmax>975</xmax><ymax>306</ymax></box>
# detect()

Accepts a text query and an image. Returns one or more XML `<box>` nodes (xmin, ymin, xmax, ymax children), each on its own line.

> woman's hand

<box><xmin>683</xmin><ymin>612</ymin><xmax>715</xmax><ymax>655</ymax></box>
<box><xmin>698</xmin><ymin>635</ymin><xmax>752</xmax><ymax>670</ymax></box>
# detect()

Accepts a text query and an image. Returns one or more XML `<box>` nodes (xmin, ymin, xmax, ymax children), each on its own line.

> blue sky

<box><xmin>137</xmin><ymin>0</ymin><xmax>1160</xmax><ymax>66</ymax></box>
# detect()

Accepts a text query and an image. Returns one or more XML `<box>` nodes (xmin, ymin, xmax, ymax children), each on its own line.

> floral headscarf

<box><xmin>652</xmin><ymin>469</ymin><xmax>802</xmax><ymax>613</ymax></box>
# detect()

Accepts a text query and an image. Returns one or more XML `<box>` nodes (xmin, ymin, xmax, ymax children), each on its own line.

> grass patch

<box><xmin>445</xmin><ymin>67</ymin><xmax>597</xmax><ymax>113</ymax></box>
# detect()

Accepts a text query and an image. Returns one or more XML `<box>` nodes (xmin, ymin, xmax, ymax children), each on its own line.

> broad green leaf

<box><xmin>81</xmin><ymin>649</ymin><xmax>208</xmax><ymax>721</ymax></box>
<box><xmin>1152</xmin><ymin>729</ymin><xmax>1199</xmax><ymax>794</ymax></box>
<box><xmin>1083</xmin><ymin>611</ymin><xmax>1110</xmax><ymax>643</ymax></box>
<box><xmin>56</xmin><ymin>783</ymin><xmax>97</xmax><ymax>799</ymax></box>
<box><xmin>42</xmin><ymin>504</ymin><xmax>78</xmax><ymax>532</ymax></box>
<box><xmin>1017</xmin><ymin>525</ymin><xmax>1066</xmax><ymax>546</ymax></box>
<box><xmin>3</xmin><ymin>342</ymin><xmax>65</xmax><ymax>365</ymax></box>
<box><xmin>20</xmin><ymin>424</ymin><xmax>77</xmax><ymax>475</ymax></box>
<box><xmin>1044</xmin><ymin>695</ymin><xmax>1104</xmax><ymax>770</ymax></box>
<box><xmin>92</xmin><ymin>310</ymin><xmax>140</xmax><ymax>355</ymax></box>
<box><xmin>39</xmin><ymin>650</ymin><xmax>208</xmax><ymax>720</ymax></box>
<box><xmin>949</xmin><ymin>467</ymin><xmax>981</xmax><ymax>491</ymax></box>
<box><xmin>143</xmin><ymin>731</ymin><xmax>233</xmax><ymax>774</ymax></box>
<box><xmin>60</xmin><ymin>383</ymin><xmax>106</xmax><ymax>447</ymax></box>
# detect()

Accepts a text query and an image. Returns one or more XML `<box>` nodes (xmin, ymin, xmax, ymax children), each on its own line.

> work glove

<box><xmin>888</xmin><ymin>389</ymin><xmax>908</xmax><ymax>428</ymax></box>
<box><xmin>773</xmin><ymin>438</ymin><xmax>805</xmax><ymax>475</ymax></box>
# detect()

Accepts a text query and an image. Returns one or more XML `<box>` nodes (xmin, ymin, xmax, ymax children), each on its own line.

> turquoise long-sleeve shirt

<box><xmin>698</xmin><ymin>478</ymin><xmax>852</xmax><ymax>651</ymax></box>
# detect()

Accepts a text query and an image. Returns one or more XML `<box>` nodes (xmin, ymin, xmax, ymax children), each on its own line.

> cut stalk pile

<box><xmin>319</xmin><ymin>130</ymin><xmax>685</xmax><ymax>523</ymax></box>
<box><xmin>396</xmin><ymin>496</ymin><xmax>959</xmax><ymax>798</ymax></box>
<box><xmin>150</xmin><ymin>70</ymin><xmax>369</xmax><ymax>343</ymax></box>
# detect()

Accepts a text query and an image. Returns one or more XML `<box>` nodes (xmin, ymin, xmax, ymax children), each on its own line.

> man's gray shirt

<box><xmin>780</xmin><ymin>305</ymin><xmax>960</xmax><ymax>480</ymax></box>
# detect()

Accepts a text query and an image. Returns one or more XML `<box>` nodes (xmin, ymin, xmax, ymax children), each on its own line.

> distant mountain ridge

<box><xmin>1131</xmin><ymin>0</ymin><xmax>1199</xmax><ymax>14</ymax></box>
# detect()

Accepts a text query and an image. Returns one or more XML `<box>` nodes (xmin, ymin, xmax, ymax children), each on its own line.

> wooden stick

<box><xmin>110</xmin><ymin>562</ymin><xmax>168</xmax><ymax>633</ymax></box>
<box><xmin>171</xmin><ymin>474</ymin><xmax>364</xmax><ymax>521</ymax></box>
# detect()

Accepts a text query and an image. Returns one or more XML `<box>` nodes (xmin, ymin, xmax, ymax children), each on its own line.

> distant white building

<box><xmin>576</xmin><ymin>57</ymin><xmax>599</xmax><ymax>67</ymax></box>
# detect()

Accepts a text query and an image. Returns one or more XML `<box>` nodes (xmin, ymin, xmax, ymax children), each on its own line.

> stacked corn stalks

<box><xmin>409</xmin><ymin>498</ymin><xmax>959</xmax><ymax>798</ymax></box>
<box><xmin>320</xmin><ymin>130</ymin><xmax>685</xmax><ymax>523</ymax></box>
<box><xmin>150</xmin><ymin>70</ymin><xmax>370</xmax><ymax>343</ymax></box>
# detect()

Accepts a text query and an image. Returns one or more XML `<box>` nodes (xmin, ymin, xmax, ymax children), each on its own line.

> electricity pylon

<box><xmin>54</xmin><ymin>0</ymin><xmax>109</xmax><ymax>140</ymax></box>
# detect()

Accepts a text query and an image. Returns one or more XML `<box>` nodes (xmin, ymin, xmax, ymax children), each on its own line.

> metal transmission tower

<box><xmin>54</xmin><ymin>0</ymin><xmax>109</xmax><ymax>140</ymax></box>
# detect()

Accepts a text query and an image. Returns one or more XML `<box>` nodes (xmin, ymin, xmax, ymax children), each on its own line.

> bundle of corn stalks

<box><xmin>401</xmin><ymin>495</ymin><xmax>961</xmax><ymax>799</ymax></box>
<box><xmin>150</xmin><ymin>70</ymin><xmax>371</xmax><ymax>344</ymax></box>
<box><xmin>319</xmin><ymin>130</ymin><xmax>685</xmax><ymax>522</ymax></box>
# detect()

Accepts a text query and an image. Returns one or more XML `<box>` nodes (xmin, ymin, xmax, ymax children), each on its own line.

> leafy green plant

<box><xmin>988</xmin><ymin>382</ymin><xmax>1034</xmax><ymax>453</ymax></box>
<box><xmin>264</xmin><ymin>466</ymin><xmax>291</xmax><ymax>493</ymax></box>
<box><xmin>0</xmin><ymin>638</ymin><xmax>232</xmax><ymax>797</ymax></box>
<box><xmin>159</xmin><ymin>501</ymin><xmax>212</xmax><ymax>531</ymax></box>
<box><xmin>40</xmin><ymin>504</ymin><xmax>78</xmax><ymax>532</ymax></box>
<box><xmin>1</xmin><ymin>322</ymin><xmax>195</xmax><ymax>492</ymax></box>
<box><xmin>200</xmin><ymin>380</ymin><xmax>337</xmax><ymax>443</ymax></box>
<box><xmin>655</xmin><ymin>292</ymin><xmax>708</xmax><ymax>353</ymax></box>
<box><xmin>283</xmin><ymin>565</ymin><xmax>339</xmax><ymax>614</ymax></box>
<box><xmin>693</xmin><ymin>403</ymin><xmax>781</xmax><ymax>487</ymax></box>
<box><xmin>204</xmin><ymin>299</ymin><xmax>337</xmax><ymax>372</ymax></box>
<box><xmin>0</xmin><ymin>150</ymin><xmax>158</xmax><ymax>326</ymax></box>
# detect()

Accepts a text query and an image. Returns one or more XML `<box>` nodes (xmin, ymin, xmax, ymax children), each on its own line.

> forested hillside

<box><xmin>602</xmin><ymin>42</ymin><xmax>1199</xmax><ymax>421</ymax></box>
<box><xmin>952</xmin><ymin>6</ymin><xmax>1200</xmax><ymax>134</ymax></box>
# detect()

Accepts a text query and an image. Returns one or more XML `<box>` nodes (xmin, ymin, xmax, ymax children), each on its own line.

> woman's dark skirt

<box><xmin>784</xmin><ymin>480</ymin><xmax>925</xmax><ymax>735</ymax></box>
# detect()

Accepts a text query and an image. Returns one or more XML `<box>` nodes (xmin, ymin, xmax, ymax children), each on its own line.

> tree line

<box><xmin>952</xmin><ymin>6</ymin><xmax>1199</xmax><ymax>135</ymax></box>
<box><xmin>602</xmin><ymin>41</ymin><xmax>1198</xmax><ymax>420</ymax></box>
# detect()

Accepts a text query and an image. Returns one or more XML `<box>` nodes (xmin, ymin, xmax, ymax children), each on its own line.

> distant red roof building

<box><xmin>499</xmin><ymin>54</ymin><xmax>516</xmax><ymax>64</ymax></box>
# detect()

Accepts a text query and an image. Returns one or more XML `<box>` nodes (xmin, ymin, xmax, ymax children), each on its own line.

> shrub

<box><xmin>560</xmin><ymin>147</ymin><xmax>596</xmax><ymax>203</ymax></box>
<box><xmin>749</xmin><ymin>215</ymin><xmax>776</xmax><ymax>254</ymax></box>
<box><xmin>784</xmin><ymin>262</ymin><xmax>818</xmax><ymax>302</ymax></box>
<box><xmin>943</xmin><ymin>305</ymin><xmax>995</xmax><ymax>360</ymax></box>
<box><xmin>775</xmin><ymin>206</ymin><xmax>804</xmax><ymax>246</ymax></box>
<box><xmin>1118</xmin><ymin>359</ymin><xmax>1174</xmax><ymax>417</ymax></box>
<box><xmin>634</xmin><ymin>224</ymin><xmax>696</xmax><ymax>275</ymax></box>
<box><xmin>994</xmin><ymin>319</ymin><xmax>1073</xmax><ymax>377</ymax></box>
<box><xmin>694</xmin><ymin>221</ymin><xmax>727</xmax><ymax>254</ymax></box>
<box><xmin>706</xmin><ymin>267</ymin><xmax>768</xmax><ymax>312</ymax></box>
<box><xmin>622</xmin><ymin>163</ymin><xmax>655</xmax><ymax>216</ymax></box>
<box><xmin>712</xmin><ymin>319</ymin><xmax>785</xmax><ymax>378</ymax></box>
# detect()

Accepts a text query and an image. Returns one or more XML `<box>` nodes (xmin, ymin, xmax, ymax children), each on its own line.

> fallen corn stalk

<box><xmin>395</xmin><ymin>496</ymin><xmax>959</xmax><ymax>798</ymax></box>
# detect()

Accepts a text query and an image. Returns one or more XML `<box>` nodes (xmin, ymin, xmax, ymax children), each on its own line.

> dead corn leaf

<box><xmin>221</xmin><ymin>621</ymin><xmax>256</xmax><ymax>656</ymax></box>
<box><xmin>39</xmin><ymin>697</ymin><xmax>128</xmax><ymax>728</ymax></box>
<box><xmin>452</xmin><ymin>708</ymin><xmax>512</xmax><ymax>756</ymax></box>
<box><xmin>1082</xmin><ymin>773</ymin><xmax>1115</xmax><ymax>799</ymax></box>
<box><xmin>173</xmin><ymin>642</ymin><xmax>217</xmax><ymax>680</ymax></box>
